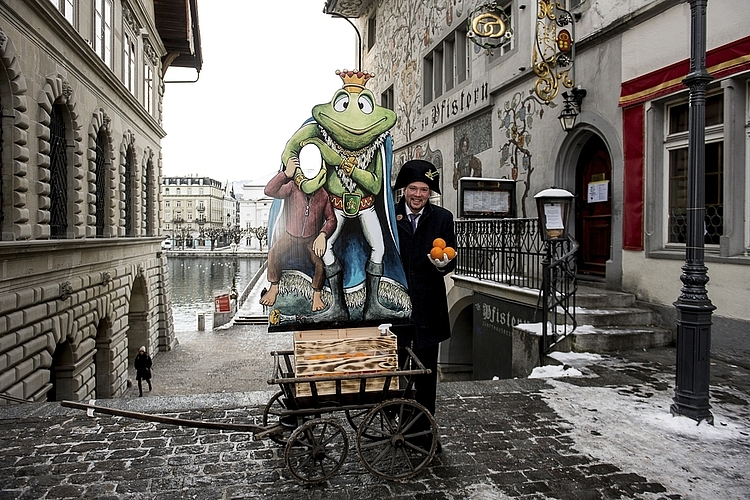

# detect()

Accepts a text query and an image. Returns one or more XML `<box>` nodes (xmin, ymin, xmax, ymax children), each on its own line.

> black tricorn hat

<box><xmin>394</xmin><ymin>160</ymin><xmax>441</xmax><ymax>194</ymax></box>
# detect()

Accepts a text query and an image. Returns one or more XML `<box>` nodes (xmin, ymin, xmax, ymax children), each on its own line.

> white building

<box><xmin>325</xmin><ymin>0</ymin><xmax>750</xmax><ymax>366</ymax></box>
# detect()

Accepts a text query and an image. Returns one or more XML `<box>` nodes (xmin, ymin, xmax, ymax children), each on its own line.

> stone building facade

<box><xmin>324</xmin><ymin>0</ymin><xmax>750</xmax><ymax>365</ymax></box>
<box><xmin>0</xmin><ymin>0</ymin><xmax>201</xmax><ymax>402</ymax></box>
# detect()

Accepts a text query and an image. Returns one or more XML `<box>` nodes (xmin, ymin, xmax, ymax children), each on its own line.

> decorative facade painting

<box><xmin>498</xmin><ymin>90</ymin><xmax>550</xmax><ymax>217</ymax></box>
<box><xmin>452</xmin><ymin>112</ymin><xmax>492</xmax><ymax>189</ymax></box>
<box><xmin>262</xmin><ymin>70</ymin><xmax>411</xmax><ymax>332</ymax></box>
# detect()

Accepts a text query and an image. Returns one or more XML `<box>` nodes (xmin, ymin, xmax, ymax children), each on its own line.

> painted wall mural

<box><xmin>498</xmin><ymin>90</ymin><xmax>553</xmax><ymax>217</ymax></box>
<box><xmin>261</xmin><ymin>71</ymin><xmax>411</xmax><ymax>332</ymax></box>
<box><xmin>452</xmin><ymin>111</ymin><xmax>492</xmax><ymax>190</ymax></box>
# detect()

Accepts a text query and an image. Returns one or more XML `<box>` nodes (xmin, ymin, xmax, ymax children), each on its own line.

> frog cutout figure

<box><xmin>264</xmin><ymin>70</ymin><xmax>411</xmax><ymax>331</ymax></box>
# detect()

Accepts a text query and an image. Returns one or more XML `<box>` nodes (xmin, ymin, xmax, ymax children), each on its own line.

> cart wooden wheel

<box><xmin>284</xmin><ymin>418</ymin><xmax>349</xmax><ymax>484</ymax></box>
<box><xmin>345</xmin><ymin>408</ymin><xmax>379</xmax><ymax>439</ymax></box>
<box><xmin>356</xmin><ymin>399</ymin><xmax>437</xmax><ymax>481</ymax></box>
<box><xmin>262</xmin><ymin>391</ymin><xmax>295</xmax><ymax>445</ymax></box>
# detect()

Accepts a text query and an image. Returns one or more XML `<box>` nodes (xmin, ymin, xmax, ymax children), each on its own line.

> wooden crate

<box><xmin>294</xmin><ymin>326</ymin><xmax>399</xmax><ymax>396</ymax></box>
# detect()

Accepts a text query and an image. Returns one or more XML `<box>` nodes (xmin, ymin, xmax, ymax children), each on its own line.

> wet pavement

<box><xmin>1</xmin><ymin>322</ymin><xmax>749</xmax><ymax>499</ymax></box>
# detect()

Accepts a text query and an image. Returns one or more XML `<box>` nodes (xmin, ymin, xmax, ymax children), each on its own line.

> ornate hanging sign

<box><xmin>533</xmin><ymin>1</ymin><xmax>576</xmax><ymax>104</ymax></box>
<box><xmin>467</xmin><ymin>2</ymin><xmax>513</xmax><ymax>53</ymax></box>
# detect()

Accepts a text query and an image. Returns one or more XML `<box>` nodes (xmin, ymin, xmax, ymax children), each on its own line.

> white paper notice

<box><xmin>544</xmin><ymin>203</ymin><xmax>565</xmax><ymax>229</ymax></box>
<box><xmin>587</xmin><ymin>181</ymin><xmax>609</xmax><ymax>203</ymax></box>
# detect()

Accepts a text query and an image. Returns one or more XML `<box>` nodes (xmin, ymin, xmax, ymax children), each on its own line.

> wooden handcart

<box><xmin>62</xmin><ymin>346</ymin><xmax>437</xmax><ymax>485</ymax></box>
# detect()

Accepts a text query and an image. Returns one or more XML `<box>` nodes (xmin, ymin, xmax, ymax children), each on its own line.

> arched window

<box><xmin>95</xmin><ymin>130</ymin><xmax>107</xmax><ymax>237</ymax></box>
<box><xmin>49</xmin><ymin>103</ymin><xmax>68</xmax><ymax>238</ymax></box>
<box><xmin>124</xmin><ymin>145</ymin><xmax>134</xmax><ymax>236</ymax></box>
<box><xmin>145</xmin><ymin>157</ymin><xmax>153</xmax><ymax>236</ymax></box>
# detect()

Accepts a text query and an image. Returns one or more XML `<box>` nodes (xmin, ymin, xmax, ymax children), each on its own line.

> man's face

<box><xmin>405</xmin><ymin>181</ymin><xmax>430</xmax><ymax>213</ymax></box>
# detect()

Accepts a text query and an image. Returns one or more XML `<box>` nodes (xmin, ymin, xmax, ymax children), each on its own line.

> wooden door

<box><xmin>575</xmin><ymin>137</ymin><xmax>612</xmax><ymax>277</ymax></box>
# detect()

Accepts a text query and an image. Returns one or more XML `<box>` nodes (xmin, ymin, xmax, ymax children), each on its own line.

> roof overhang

<box><xmin>154</xmin><ymin>0</ymin><xmax>203</xmax><ymax>74</ymax></box>
<box><xmin>323</xmin><ymin>0</ymin><xmax>375</xmax><ymax>18</ymax></box>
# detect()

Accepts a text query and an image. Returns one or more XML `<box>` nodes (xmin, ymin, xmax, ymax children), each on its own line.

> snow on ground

<box><xmin>534</xmin><ymin>353</ymin><xmax>750</xmax><ymax>499</ymax></box>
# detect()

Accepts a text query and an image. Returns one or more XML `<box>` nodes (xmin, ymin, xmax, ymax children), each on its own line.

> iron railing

<box><xmin>539</xmin><ymin>235</ymin><xmax>578</xmax><ymax>356</ymax></box>
<box><xmin>455</xmin><ymin>218</ymin><xmax>546</xmax><ymax>289</ymax></box>
<box><xmin>455</xmin><ymin>217</ymin><xmax>577</xmax><ymax>358</ymax></box>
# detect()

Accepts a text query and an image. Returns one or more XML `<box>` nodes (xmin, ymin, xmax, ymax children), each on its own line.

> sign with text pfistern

<box><xmin>472</xmin><ymin>293</ymin><xmax>538</xmax><ymax>380</ymax></box>
<box><xmin>214</xmin><ymin>294</ymin><xmax>231</xmax><ymax>313</ymax></box>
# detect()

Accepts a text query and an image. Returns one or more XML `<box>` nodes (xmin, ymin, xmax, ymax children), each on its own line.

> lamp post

<box><xmin>534</xmin><ymin>188</ymin><xmax>575</xmax><ymax>360</ymax></box>
<box><xmin>671</xmin><ymin>0</ymin><xmax>714</xmax><ymax>425</ymax></box>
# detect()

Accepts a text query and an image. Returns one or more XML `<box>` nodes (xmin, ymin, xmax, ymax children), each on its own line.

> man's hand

<box><xmin>428</xmin><ymin>254</ymin><xmax>450</xmax><ymax>269</ymax></box>
<box><xmin>284</xmin><ymin>157</ymin><xmax>300</xmax><ymax>177</ymax></box>
<box><xmin>313</xmin><ymin>233</ymin><xmax>327</xmax><ymax>257</ymax></box>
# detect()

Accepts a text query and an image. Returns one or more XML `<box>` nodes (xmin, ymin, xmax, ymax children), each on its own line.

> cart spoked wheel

<box><xmin>345</xmin><ymin>408</ymin><xmax>380</xmax><ymax>439</ymax></box>
<box><xmin>285</xmin><ymin>418</ymin><xmax>349</xmax><ymax>484</ymax></box>
<box><xmin>262</xmin><ymin>391</ymin><xmax>296</xmax><ymax>445</ymax></box>
<box><xmin>356</xmin><ymin>399</ymin><xmax>437</xmax><ymax>481</ymax></box>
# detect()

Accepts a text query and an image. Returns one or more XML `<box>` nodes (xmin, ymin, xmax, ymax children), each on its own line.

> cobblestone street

<box><xmin>1</xmin><ymin>324</ymin><xmax>749</xmax><ymax>499</ymax></box>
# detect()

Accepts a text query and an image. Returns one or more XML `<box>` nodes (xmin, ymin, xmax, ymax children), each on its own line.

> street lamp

<box><xmin>671</xmin><ymin>0</ymin><xmax>714</xmax><ymax>425</ymax></box>
<box><xmin>558</xmin><ymin>86</ymin><xmax>587</xmax><ymax>132</ymax></box>
<box><xmin>535</xmin><ymin>187</ymin><xmax>575</xmax><ymax>362</ymax></box>
<box><xmin>534</xmin><ymin>188</ymin><xmax>574</xmax><ymax>240</ymax></box>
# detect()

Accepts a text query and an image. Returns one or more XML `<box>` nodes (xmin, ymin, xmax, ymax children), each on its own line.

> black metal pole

<box><xmin>540</xmin><ymin>242</ymin><xmax>551</xmax><ymax>364</ymax></box>
<box><xmin>671</xmin><ymin>0</ymin><xmax>715</xmax><ymax>424</ymax></box>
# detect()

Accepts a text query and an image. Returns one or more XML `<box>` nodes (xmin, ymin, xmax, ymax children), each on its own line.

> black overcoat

<box><xmin>134</xmin><ymin>353</ymin><xmax>152</xmax><ymax>381</ymax></box>
<box><xmin>394</xmin><ymin>198</ymin><xmax>456</xmax><ymax>349</ymax></box>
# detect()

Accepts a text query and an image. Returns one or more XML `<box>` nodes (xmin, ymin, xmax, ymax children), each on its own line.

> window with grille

<box><xmin>94</xmin><ymin>0</ymin><xmax>112</xmax><ymax>67</ymax></box>
<box><xmin>666</xmin><ymin>92</ymin><xmax>724</xmax><ymax>245</ymax></box>
<box><xmin>145</xmin><ymin>158</ymin><xmax>153</xmax><ymax>236</ymax></box>
<box><xmin>49</xmin><ymin>104</ymin><xmax>68</xmax><ymax>239</ymax></box>
<box><xmin>423</xmin><ymin>25</ymin><xmax>469</xmax><ymax>104</ymax></box>
<box><xmin>94</xmin><ymin>130</ymin><xmax>107</xmax><ymax>237</ymax></box>
<box><xmin>124</xmin><ymin>146</ymin><xmax>134</xmax><ymax>236</ymax></box>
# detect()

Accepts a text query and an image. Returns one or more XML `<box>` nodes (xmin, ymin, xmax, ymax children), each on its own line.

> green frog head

<box><xmin>312</xmin><ymin>70</ymin><xmax>397</xmax><ymax>151</ymax></box>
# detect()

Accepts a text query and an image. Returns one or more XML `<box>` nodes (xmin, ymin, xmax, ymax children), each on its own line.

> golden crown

<box><xmin>336</xmin><ymin>69</ymin><xmax>374</xmax><ymax>92</ymax></box>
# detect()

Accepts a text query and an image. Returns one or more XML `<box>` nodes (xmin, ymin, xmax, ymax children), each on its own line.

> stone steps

<box><xmin>554</xmin><ymin>286</ymin><xmax>674</xmax><ymax>353</ymax></box>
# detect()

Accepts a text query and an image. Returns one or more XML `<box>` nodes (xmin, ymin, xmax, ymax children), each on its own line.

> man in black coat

<box><xmin>392</xmin><ymin>159</ymin><xmax>456</xmax><ymax>450</ymax></box>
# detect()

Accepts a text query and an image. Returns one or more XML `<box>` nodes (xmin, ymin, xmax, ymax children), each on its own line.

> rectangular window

<box><xmin>423</xmin><ymin>25</ymin><xmax>470</xmax><ymax>105</ymax></box>
<box><xmin>381</xmin><ymin>86</ymin><xmax>394</xmax><ymax>111</ymax></box>
<box><xmin>50</xmin><ymin>0</ymin><xmax>75</xmax><ymax>24</ymax></box>
<box><xmin>124</xmin><ymin>31</ymin><xmax>136</xmax><ymax>94</ymax></box>
<box><xmin>144</xmin><ymin>63</ymin><xmax>154</xmax><ymax>114</ymax></box>
<box><xmin>367</xmin><ymin>16</ymin><xmax>376</xmax><ymax>51</ymax></box>
<box><xmin>94</xmin><ymin>0</ymin><xmax>112</xmax><ymax>67</ymax></box>
<box><xmin>666</xmin><ymin>92</ymin><xmax>724</xmax><ymax>245</ymax></box>
<box><xmin>487</xmin><ymin>2</ymin><xmax>514</xmax><ymax>63</ymax></box>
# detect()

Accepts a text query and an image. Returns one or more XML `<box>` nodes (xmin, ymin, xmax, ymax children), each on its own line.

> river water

<box><xmin>167</xmin><ymin>256</ymin><xmax>266</xmax><ymax>332</ymax></box>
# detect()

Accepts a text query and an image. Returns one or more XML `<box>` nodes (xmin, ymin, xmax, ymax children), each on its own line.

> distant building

<box><xmin>238</xmin><ymin>173</ymin><xmax>275</xmax><ymax>247</ymax></box>
<box><xmin>0</xmin><ymin>0</ymin><xmax>201</xmax><ymax>402</ymax></box>
<box><xmin>161</xmin><ymin>175</ymin><xmax>232</xmax><ymax>248</ymax></box>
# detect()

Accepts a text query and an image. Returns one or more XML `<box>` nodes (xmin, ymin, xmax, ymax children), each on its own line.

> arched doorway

<box><xmin>48</xmin><ymin>340</ymin><xmax>74</xmax><ymax>402</ymax></box>
<box><xmin>95</xmin><ymin>318</ymin><xmax>114</xmax><ymax>398</ymax></box>
<box><xmin>574</xmin><ymin>136</ymin><xmax>612</xmax><ymax>278</ymax></box>
<box><xmin>127</xmin><ymin>274</ymin><xmax>149</xmax><ymax>363</ymax></box>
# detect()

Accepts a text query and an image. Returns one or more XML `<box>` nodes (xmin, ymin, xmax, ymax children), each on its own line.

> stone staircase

<box><xmin>557</xmin><ymin>285</ymin><xmax>674</xmax><ymax>353</ymax></box>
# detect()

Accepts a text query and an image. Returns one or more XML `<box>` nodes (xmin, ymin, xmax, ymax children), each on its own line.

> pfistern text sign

<box><xmin>473</xmin><ymin>293</ymin><xmax>538</xmax><ymax>380</ymax></box>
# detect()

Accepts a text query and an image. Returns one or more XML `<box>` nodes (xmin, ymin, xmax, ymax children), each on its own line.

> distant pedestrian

<box><xmin>134</xmin><ymin>346</ymin><xmax>152</xmax><ymax>397</ymax></box>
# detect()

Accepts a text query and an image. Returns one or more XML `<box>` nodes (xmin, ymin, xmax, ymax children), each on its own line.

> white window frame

<box><xmin>124</xmin><ymin>30</ymin><xmax>137</xmax><ymax>95</ymax></box>
<box><xmin>94</xmin><ymin>0</ymin><xmax>113</xmax><ymax>67</ymax></box>
<box><xmin>423</xmin><ymin>25</ymin><xmax>469</xmax><ymax>105</ymax></box>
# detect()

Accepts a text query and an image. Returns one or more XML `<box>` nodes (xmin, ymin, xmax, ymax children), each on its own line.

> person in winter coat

<box><xmin>134</xmin><ymin>346</ymin><xmax>152</xmax><ymax>397</ymax></box>
<box><xmin>392</xmin><ymin>159</ymin><xmax>456</xmax><ymax>452</ymax></box>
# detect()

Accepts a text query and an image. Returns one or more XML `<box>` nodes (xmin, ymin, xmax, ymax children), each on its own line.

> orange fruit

<box><xmin>430</xmin><ymin>247</ymin><xmax>446</xmax><ymax>260</ymax></box>
<box><xmin>432</xmin><ymin>238</ymin><xmax>446</xmax><ymax>249</ymax></box>
<box><xmin>444</xmin><ymin>246</ymin><xmax>456</xmax><ymax>260</ymax></box>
